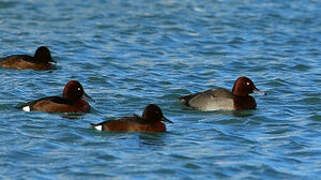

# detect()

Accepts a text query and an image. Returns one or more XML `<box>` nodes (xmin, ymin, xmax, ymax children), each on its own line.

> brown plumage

<box><xmin>0</xmin><ymin>46</ymin><xmax>54</xmax><ymax>70</ymax></box>
<box><xmin>20</xmin><ymin>80</ymin><xmax>94</xmax><ymax>113</ymax></box>
<box><xmin>91</xmin><ymin>104</ymin><xmax>173</xmax><ymax>133</ymax></box>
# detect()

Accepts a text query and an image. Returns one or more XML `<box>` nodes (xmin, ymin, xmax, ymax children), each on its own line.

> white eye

<box><xmin>246</xmin><ymin>82</ymin><xmax>250</xmax><ymax>86</ymax></box>
<box><xmin>77</xmin><ymin>88</ymin><xmax>81</xmax><ymax>91</ymax></box>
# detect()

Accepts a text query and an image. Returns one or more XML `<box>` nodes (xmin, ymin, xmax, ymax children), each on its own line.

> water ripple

<box><xmin>0</xmin><ymin>0</ymin><xmax>321</xmax><ymax>179</ymax></box>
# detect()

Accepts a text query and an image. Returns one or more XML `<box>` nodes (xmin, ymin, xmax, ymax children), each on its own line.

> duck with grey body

<box><xmin>179</xmin><ymin>76</ymin><xmax>265</xmax><ymax>111</ymax></box>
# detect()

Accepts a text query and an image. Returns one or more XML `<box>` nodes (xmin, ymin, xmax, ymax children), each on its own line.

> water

<box><xmin>0</xmin><ymin>0</ymin><xmax>321</xmax><ymax>179</ymax></box>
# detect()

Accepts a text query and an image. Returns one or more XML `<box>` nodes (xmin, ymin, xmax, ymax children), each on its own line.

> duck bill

<box><xmin>253</xmin><ymin>88</ymin><xmax>266</xmax><ymax>95</ymax></box>
<box><xmin>161</xmin><ymin>116</ymin><xmax>173</xmax><ymax>124</ymax></box>
<box><xmin>83</xmin><ymin>92</ymin><xmax>95</xmax><ymax>102</ymax></box>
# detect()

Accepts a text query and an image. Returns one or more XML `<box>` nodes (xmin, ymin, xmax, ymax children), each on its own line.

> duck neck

<box><xmin>232</xmin><ymin>88</ymin><xmax>249</xmax><ymax>97</ymax></box>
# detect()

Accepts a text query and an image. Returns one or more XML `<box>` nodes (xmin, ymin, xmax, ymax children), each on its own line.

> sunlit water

<box><xmin>0</xmin><ymin>0</ymin><xmax>321</xmax><ymax>179</ymax></box>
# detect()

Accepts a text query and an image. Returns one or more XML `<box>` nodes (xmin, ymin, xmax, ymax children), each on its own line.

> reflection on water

<box><xmin>139</xmin><ymin>133</ymin><xmax>167</xmax><ymax>148</ymax></box>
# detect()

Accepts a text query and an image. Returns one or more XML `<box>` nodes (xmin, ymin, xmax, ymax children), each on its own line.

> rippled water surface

<box><xmin>1</xmin><ymin>0</ymin><xmax>321</xmax><ymax>179</ymax></box>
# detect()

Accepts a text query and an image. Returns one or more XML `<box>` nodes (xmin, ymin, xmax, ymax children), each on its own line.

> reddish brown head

<box><xmin>232</xmin><ymin>76</ymin><xmax>259</xmax><ymax>96</ymax></box>
<box><xmin>34</xmin><ymin>46</ymin><xmax>52</xmax><ymax>63</ymax></box>
<box><xmin>142</xmin><ymin>104</ymin><xmax>173</xmax><ymax>124</ymax></box>
<box><xmin>62</xmin><ymin>80</ymin><xmax>93</xmax><ymax>102</ymax></box>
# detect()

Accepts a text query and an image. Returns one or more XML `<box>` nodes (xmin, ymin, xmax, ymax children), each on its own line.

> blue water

<box><xmin>0</xmin><ymin>0</ymin><xmax>321</xmax><ymax>179</ymax></box>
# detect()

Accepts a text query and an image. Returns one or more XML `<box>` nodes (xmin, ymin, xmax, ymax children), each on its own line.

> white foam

<box><xmin>22</xmin><ymin>106</ymin><xmax>31</xmax><ymax>112</ymax></box>
<box><xmin>94</xmin><ymin>125</ymin><xmax>103</xmax><ymax>131</ymax></box>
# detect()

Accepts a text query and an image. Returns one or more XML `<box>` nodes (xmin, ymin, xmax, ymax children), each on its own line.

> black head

<box><xmin>62</xmin><ymin>80</ymin><xmax>94</xmax><ymax>102</ymax></box>
<box><xmin>34</xmin><ymin>46</ymin><xmax>52</xmax><ymax>63</ymax></box>
<box><xmin>142</xmin><ymin>104</ymin><xmax>173</xmax><ymax>123</ymax></box>
<box><xmin>232</xmin><ymin>76</ymin><xmax>260</xmax><ymax>96</ymax></box>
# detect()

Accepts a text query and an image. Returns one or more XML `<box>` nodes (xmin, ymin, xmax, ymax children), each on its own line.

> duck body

<box><xmin>20</xmin><ymin>80</ymin><xmax>93</xmax><ymax>113</ymax></box>
<box><xmin>21</xmin><ymin>96</ymin><xmax>90</xmax><ymax>113</ymax></box>
<box><xmin>0</xmin><ymin>46</ymin><xmax>54</xmax><ymax>70</ymax></box>
<box><xmin>91</xmin><ymin>115</ymin><xmax>166</xmax><ymax>133</ymax></box>
<box><xmin>91</xmin><ymin>104</ymin><xmax>172</xmax><ymax>133</ymax></box>
<box><xmin>179</xmin><ymin>76</ymin><xmax>261</xmax><ymax>111</ymax></box>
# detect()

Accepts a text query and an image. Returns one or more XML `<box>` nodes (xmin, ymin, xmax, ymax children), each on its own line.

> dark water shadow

<box><xmin>179</xmin><ymin>105</ymin><xmax>256</xmax><ymax>118</ymax></box>
<box><xmin>138</xmin><ymin>133</ymin><xmax>167</xmax><ymax>148</ymax></box>
<box><xmin>61</xmin><ymin>113</ymin><xmax>86</xmax><ymax>120</ymax></box>
<box><xmin>59</xmin><ymin>106</ymin><xmax>98</xmax><ymax>120</ymax></box>
<box><xmin>224</xmin><ymin>110</ymin><xmax>256</xmax><ymax>117</ymax></box>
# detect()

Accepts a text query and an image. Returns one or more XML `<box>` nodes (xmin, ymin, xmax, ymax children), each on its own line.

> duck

<box><xmin>179</xmin><ymin>76</ymin><xmax>264</xmax><ymax>111</ymax></box>
<box><xmin>20</xmin><ymin>80</ymin><xmax>93</xmax><ymax>113</ymax></box>
<box><xmin>0</xmin><ymin>46</ymin><xmax>54</xmax><ymax>70</ymax></box>
<box><xmin>91</xmin><ymin>104</ymin><xmax>173</xmax><ymax>133</ymax></box>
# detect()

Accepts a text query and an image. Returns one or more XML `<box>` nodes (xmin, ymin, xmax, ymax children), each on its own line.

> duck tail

<box><xmin>178</xmin><ymin>96</ymin><xmax>188</xmax><ymax>105</ymax></box>
<box><xmin>178</xmin><ymin>94</ymin><xmax>196</xmax><ymax>106</ymax></box>
<box><xmin>90</xmin><ymin>123</ymin><xmax>103</xmax><ymax>131</ymax></box>
<box><xmin>17</xmin><ymin>102</ymin><xmax>34</xmax><ymax>112</ymax></box>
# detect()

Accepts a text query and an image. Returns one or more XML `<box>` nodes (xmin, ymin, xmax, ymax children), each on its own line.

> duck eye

<box><xmin>246</xmin><ymin>82</ymin><xmax>250</xmax><ymax>86</ymax></box>
<box><xmin>77</xmin><ymin>88</ymin><xmax>81</xmax><ymax>91</ymax></box>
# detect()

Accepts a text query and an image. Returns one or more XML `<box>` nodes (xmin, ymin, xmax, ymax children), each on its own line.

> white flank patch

<box><xmin>94</xmin><ymin>125</ymin><xmax>103</xmax><ymax>131</ymax></box>
<box><xmin>22</xmin><ymin>106</ymin><xmax>31</xmax><ymax>112</ymax></box>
